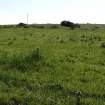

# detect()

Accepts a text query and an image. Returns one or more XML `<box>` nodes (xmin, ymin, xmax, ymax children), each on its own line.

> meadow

<box><xmin>0</xmin><ymin>24</ymin><xmax>105</xmax><ymax>105</ymax></box>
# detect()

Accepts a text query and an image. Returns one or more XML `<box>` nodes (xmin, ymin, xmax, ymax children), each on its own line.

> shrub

<box><xmin>59</xmin><ymin>39</ymin><xmax>65</xmax><ymax>43</ymax></box>
<box><xmin>101</xmin><ymin>42</ymin><xmax>105</xmax><ymax>48</ymax></box>
<box><xmin>7</xmin><ymin>41</ymin><xmax>13</xmax><ymax>45</ymax></box>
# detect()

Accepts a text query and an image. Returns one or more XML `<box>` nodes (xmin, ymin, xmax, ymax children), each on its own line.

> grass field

<box><xmin>0</xmin><ymin>25</ymin><xmax>105</xmax><ymax>105</ymax></box>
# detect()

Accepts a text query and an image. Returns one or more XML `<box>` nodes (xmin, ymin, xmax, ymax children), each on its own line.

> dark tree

<box><xmin>16</xmin><ymin>23</ymin><xmax>27</xmax><ymax>27</ymax></box>
<box><xmin>60</xmin><ymin>21</ymin><xmax>80</xmax><ymax>29</ymax></box>
<box><xmin>61</xmin><ymin>21</ymin><xmax>74</xmax><ymax>29</ymax></box>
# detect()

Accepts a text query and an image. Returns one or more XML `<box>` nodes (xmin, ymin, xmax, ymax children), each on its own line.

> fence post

<box><xmin>75</xmin><ymin>91</ymin><xmax>81</xmax><ymax>105</ymax></box>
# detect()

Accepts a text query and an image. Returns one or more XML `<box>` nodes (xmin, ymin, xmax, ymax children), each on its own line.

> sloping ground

<box><xmin>0</xmin><ymin>27</ymin><xmax>105</xmax><ymax>104</ymax></box>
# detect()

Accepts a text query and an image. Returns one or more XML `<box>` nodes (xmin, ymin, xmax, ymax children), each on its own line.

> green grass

<box><xmin>0</xmin><ymin>26</ymin><xmax>105</xmax><ymax>104</ymax></box>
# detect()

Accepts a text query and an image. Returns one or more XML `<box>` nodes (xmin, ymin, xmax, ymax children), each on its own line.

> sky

<box><xmin>0</xmin><ymin>0</ymin><xmax>105</xmax><ymax>24</ymax></box>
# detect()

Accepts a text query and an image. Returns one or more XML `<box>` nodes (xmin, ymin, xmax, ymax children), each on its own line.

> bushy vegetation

<box><xmin>60</xmin><ymin>20</ymin><xmax>80</xmax><ymax>29</ymax></box>
<box><xmin>0</xmin><ymin>25</ymin><xmax>105</xmax><ymax>104</ymax></box>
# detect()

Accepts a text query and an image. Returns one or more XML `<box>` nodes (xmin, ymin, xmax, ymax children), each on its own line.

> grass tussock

<box><xmin>0</xmin><ymin>48</ymin><xmax>43</xmax><ymax>71</ymax></box>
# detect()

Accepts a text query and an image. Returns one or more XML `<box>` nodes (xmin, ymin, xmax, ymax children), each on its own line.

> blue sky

<box><xmin>0</xmin><ymin>0</ymin><xmax>105</xmax><ymax>24</ymax></box>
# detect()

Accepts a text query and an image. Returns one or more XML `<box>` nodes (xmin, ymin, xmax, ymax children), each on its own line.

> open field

<box><xmin>0</xmin><ymin>25</ymin><xmax>105</xmax><ymax>104</ymax></box>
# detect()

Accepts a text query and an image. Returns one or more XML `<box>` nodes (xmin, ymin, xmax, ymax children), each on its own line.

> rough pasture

<box><xmin>0</xmin><ymin>25</ymin><xmax>105</xmax><ymax>104</ymax></box>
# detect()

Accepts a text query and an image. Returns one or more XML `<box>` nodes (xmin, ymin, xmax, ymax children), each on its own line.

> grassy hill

<box><xmin>0</xmin><ymin>25</ymin><xmax>105</xmax><ymax>104</ymax></box>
